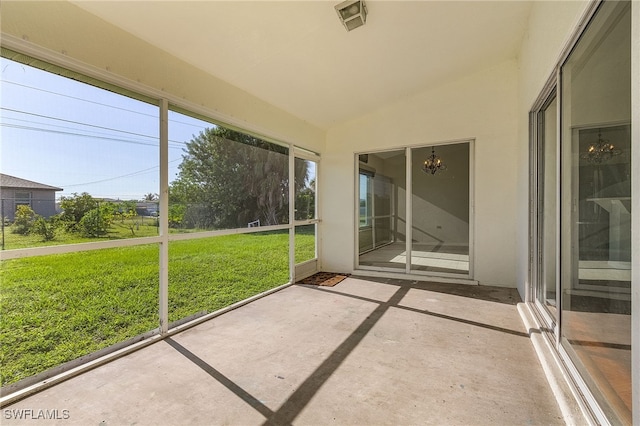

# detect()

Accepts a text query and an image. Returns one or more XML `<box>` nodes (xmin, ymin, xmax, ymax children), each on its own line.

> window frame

<box><xmin>14</xmin><ymin>191</ymin><xmax>32</xmax><ymax>207</ymax></box>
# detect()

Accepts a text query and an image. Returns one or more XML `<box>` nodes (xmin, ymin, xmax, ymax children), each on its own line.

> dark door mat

<box><xmin>297</xmin><ymin>272</ymin><xmax>350</xmax><ymax>287</ymax></box>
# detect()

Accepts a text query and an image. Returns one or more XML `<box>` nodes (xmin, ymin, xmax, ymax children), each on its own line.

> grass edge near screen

<box><xmin>0</xmin><ymin>231</ymin><xmax>314</xmax><ymax>387</ymax></box>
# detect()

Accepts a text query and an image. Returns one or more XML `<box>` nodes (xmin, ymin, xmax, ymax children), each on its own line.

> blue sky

<box><xmin>0</xmin><ymin>57</ymin><xmax>210</xmax><ymax>201</ymax></box>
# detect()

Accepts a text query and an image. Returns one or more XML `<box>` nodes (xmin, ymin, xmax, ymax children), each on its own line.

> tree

<box><xmin>295</xmin><ymin>178</ymin><xmax>316</xmax><ymax>221</ymax></box>
<box><xmin>59</xmin><ymin>192</ymin><xmax>97</xmax><ymax>231</ymax></box>
<box><xmin>169</xmin><ymin>127</ymin><xmax>308</xmax><ymax>229</ymax></box>
<box><xmin>143</xmin><ymin>193</ymin><xmax>158</xmax><ymax>202</ymax></box>
<box><xmin>113</xmin><ymin>200</ymin><xmax>139</xmax><ymax>236</ymax></box>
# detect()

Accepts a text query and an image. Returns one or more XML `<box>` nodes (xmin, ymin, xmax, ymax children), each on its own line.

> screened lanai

<box><xmin>0</xmin><ymin>1</ymin><xmax>638</xmax><ymax>425</ymax></box>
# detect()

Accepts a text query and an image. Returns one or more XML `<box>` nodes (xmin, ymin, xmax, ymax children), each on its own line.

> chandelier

<box><xmin>422</xmin><ymin>147</ymin><xmax>447</xmax><ymax>175</ymax></box>
<box><xmin>580</xmin><ymin>131</ymin><xmax>621</xmax><ymax>164</ymax></box>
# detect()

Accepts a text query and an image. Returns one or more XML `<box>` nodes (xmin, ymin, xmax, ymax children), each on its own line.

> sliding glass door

<box><xmin>410</xmin><ymin>143</ymin><xmax>470</xmax><ymax>275</ymax></box>
<box><xmin>531</xmin><ymin>1</ymin><xmax>632</xmax><ymax>423</ymax></box>
<box><xmin>357</xmin><ymin>141</ymin><xmax>472</xmax><ymax>278</ymax></box>
<box><xmin>560</xmin><ymin>2</ymin><xmax>631</xmax><ymax>423</ymax></box>
<box><xmin>357</xmin><ymin>150</ymin><xmax>406</xmax><ymax>270</ymax></box>
<box><xmin>535</xmin><ymin>92</ymin><xmax>559</xmax><ymax>322</ymax></box>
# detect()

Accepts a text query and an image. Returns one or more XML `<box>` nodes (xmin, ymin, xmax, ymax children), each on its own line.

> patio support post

<box><xmin>159</xmin><ymin>98</ymin><xmax>169</xmax><ymax>334</ymax></box>
<box><xmin>289</xmin><ymin>145</ymin><xmax>295</xmax><ymax>283</ymax></box>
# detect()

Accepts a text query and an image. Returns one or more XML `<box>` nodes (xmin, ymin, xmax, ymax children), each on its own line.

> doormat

<box><xmin>297</xmin><ymin>272</ymin><xmax>350</xmax><ymax>287</ymax></box>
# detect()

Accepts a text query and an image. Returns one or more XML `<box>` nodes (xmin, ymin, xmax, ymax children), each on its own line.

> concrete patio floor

<box><xmin>3</xmin><ymin>276</ymin><xmax>566</xmax><ymax>425</ymax></box>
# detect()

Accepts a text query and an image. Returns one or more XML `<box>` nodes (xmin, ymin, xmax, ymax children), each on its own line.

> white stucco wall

<box><xmin>323</xmin><ymin>60</ymin><xmax>519</xmax><ymax>287</ymax></box>
<box><xmin>0</xmin><ymin>1</ymin><xmax>324</xmax><ymax>153</ymax></box>
<box><xmin>515</xmin><ymin>0</ymin><xmax>591</xmax><ymax>298</ymax></box>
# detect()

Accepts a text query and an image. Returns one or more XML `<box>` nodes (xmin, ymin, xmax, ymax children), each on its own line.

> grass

<box><xmin>1</xmin><ymin>218</ymin><xmax>160</xmax><ymax>250</ymax></box>
<box><xmin>168</xmin><ymin>233</ymin><xmax>289</xmax><ymax>322</ymax></box>
<box><xmin>0</xmin><ymin>229</ymin><xmax>315</xmax><ymax>386</ymax></box>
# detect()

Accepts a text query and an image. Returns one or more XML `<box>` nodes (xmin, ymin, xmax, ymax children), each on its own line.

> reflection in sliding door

<box><xmin>410</xmin><ymin>143</ymin><xmax>470</xmax><ymax>275</ymax></box>
<box><xmin>559</xmin><ymin>1</ymin><xmax>631</xmax><ymax>423</ymax></box>
<box><xmin>358</xmin><ymin>150</ymin><xmax>406</xmax><ymax>270</ymax></box>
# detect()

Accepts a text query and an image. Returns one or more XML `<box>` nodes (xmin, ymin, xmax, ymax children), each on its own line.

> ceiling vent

<box><xmin>335</xmin><ymin>0</ymin><xmax>367</xmax><ymax>32</ymax></box>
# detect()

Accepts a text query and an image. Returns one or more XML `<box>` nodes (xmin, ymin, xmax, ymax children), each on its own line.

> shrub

<box><xmin>12</xmin><ymin>205</ymin><xmax>36</xmax><ymax>235</ymax></box>
<box><xmin>31</xmin><ymin>216</ymin><xmax>58</xmax><ymax>241</ymax></box>
<box><xmin>168</xmin><ymin>204</ymin><xmax>186</xmax><ymax>228</ymax></box>
<box><xmin>59</xmin><ymin>192</ymin><xmax>97</xmax><ymax>232</ymax></box>
<box><xmin>78</xmin><ymin>206</ymin><xmax>112</xmax><ymax>237</ymax></box>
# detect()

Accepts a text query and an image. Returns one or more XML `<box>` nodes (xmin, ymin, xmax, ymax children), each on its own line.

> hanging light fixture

<box><xmin>422</xmin><ymin>147</ymin><xmax>447</xmax><ymax>175</ymax></box>
<box><xmin>580</xmin><ymin>130</ymin><xmax>621</xmax><ymax>164</ymax></box>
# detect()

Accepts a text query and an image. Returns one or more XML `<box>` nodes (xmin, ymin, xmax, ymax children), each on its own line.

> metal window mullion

<box><xmin>288</xmin><ymin>146</ymin><xmax>295</xmax><ymax>283</ymax></box>
<box><xmin>528</xmin><ymin>109</ymin><xmax>538</xmax><ymax>305</ymax></box>
<box><xmin>371</xmin><ymin>178</ymin><xmax>376</xmax><ymax>248</ymax></box>
<box><xmin>313</xmin><ymin>158</ymin><xmax>320</xmax><ymax>261</ymax></box>
<box><xmin>405</xmin><ymin>147</ymin><xmax>412</xmax><ymax>274</ymax></box>
<box><xmin>391</xmin><ymin>179</ymin><xmax>396</xmax><ymax>244</ymax></box>
<box><xmin>159</xmin><ymin>99</ymin><xmax>169</xmax><ymax>335</ymax></box>
<box><xmin>354</xmin><ymin>155</ymin><xmax>360</xmax><ymax>270</ymax></box>
<box><xmin>554</xmin><ymin>67</ymin><xmax>562</xmax><ymax>343</ymax></box>
<box><xmin>468</xmin><ymin>140</ymin><xmax>475</xmax><ymax>280</ymax></box>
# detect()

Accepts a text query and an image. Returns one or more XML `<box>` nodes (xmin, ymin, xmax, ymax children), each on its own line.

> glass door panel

<box><xmin>560</xmin><ymin>1</ymin><xmax>632</xmax><ymax>423</ymax></box>
<box><xmin>358</xmin><ymin>150</ymin><xmax>406</xmax><ymax>270</ymax></box>
<box><xmin>294</xmin><ymin>157</ymin><xmax>317</xmax><ymax>222</ymax></box>
<box><xmin>295</xmin><ymin>156</ymin><xmax>318</xmax><ymax>265</ymax></box>
<box><xmin>410</xmin><ymin>143</ymin><xmax>470</xmax><ymax>275</ymax></box>
<box><xmin>537</xmin><ymin>95</ymin><xmax>558</xmax><ymax>320</ymax></box>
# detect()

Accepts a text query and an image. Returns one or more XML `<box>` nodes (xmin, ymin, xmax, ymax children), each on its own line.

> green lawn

<box><xmin>1</xmin><ymin>218</ymin><xmax>160</xmax><ymax>250</ymax></box>
<box><xmin>0</xmin><ymin>230</ymin><xmax>314</xmax><ymax>386</ymax></box>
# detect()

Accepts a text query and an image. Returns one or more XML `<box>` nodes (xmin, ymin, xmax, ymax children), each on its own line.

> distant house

<box><xmin>0</xmin><ymin>173</ymin><xmax>63</xmax><ymax>221</ymax></box>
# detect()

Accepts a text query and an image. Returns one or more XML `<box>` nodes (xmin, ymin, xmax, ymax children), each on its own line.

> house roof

<box><xmin>0</xmin><ymin>173</ymin><xmax>63</xmax><ymax>191</ymax></box>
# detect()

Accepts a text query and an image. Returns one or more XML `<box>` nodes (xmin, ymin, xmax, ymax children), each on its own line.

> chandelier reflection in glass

<box><xmin>580</xmin><ymin>130</ymin><xmax>621</xmax><ymax>164</ymax></box>
<box><xmin>422</xmin><ymin>146</ymin><xmax>447</xmax><ymax>175</ymax></box>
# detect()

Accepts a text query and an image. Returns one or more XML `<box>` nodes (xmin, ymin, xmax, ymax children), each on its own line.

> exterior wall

<box><xmin>0</xmin><ymin>188</ymin><xmax>16</xmax><ymax>221</ymax></box>
<box><xmin>516</xmin><ymin>1</ymin><xmax>591</xmax><ymax>298</ymax></box>
<box><xmin>30</xmin><ymin>189</ymin><xmax>58</xmax><ymax>219</ymax></box>
<box><xmin>0</xmin><ymin>188</ymin><xmax>57</xmax><ymax>221</ymax></box>
<box><xmin>0</xmin><ymin>1</ymin><xmax>324</xmax><ymax>154</ymax></box>
<box><xmin>323</xmin><ymin>60</ymin><xmax>519</xmax><ymax>287</ymax></box>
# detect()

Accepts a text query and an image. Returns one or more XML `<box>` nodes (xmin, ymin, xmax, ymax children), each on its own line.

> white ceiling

<box><xmin>73</xmin><ymin>1</ymin><xmax>533</xmax><ymax>130</ymax></box>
